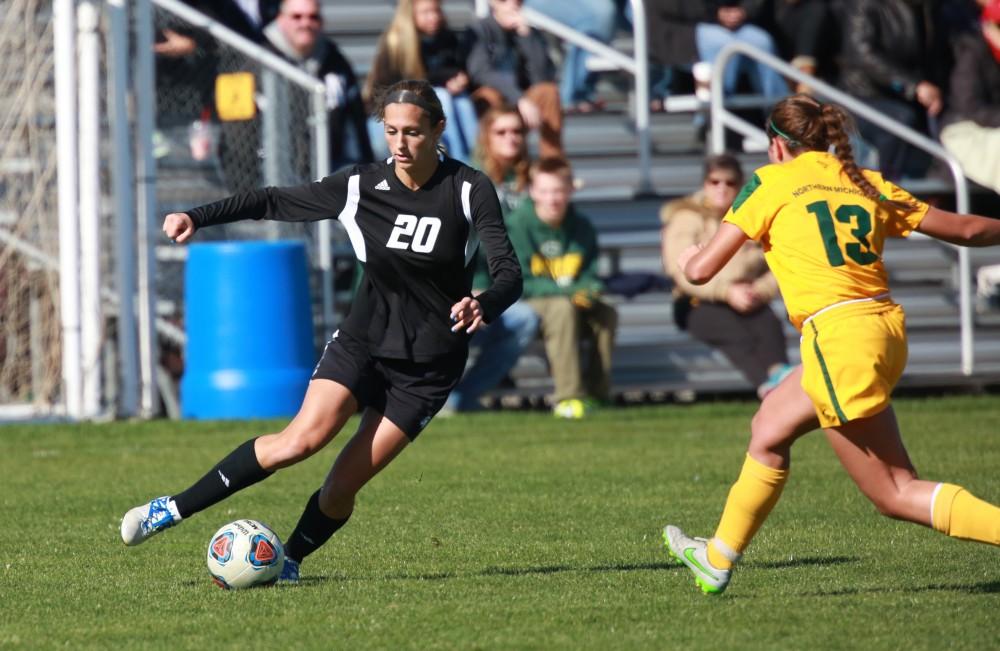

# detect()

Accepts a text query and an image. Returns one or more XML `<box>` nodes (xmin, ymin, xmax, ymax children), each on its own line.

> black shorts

<box><xmin>311</xmin><ymin>330</ymin><xmax>467</xmax><ymax>440</ymax></box>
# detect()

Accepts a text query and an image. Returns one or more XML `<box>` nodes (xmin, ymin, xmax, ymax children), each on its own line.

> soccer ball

<box><xmin>206</xmin><ymin>519</ymin><xmax>285</xmax><ymax>589</ymax></box>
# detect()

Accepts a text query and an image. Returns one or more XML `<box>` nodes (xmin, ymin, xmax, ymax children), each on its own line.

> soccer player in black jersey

<box><xmin>120</xmin><ymin>80</ymin><xmax>522</xmax><ymax>583</ymax></box>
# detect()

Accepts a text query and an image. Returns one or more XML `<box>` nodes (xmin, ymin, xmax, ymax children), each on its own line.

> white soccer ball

<box><xmin>206</xmin><ymin>519</ymin><xmax>285</xmax><ymax>589</ymax></box>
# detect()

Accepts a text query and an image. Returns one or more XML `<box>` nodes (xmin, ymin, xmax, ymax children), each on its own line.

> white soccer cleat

<box><xmin>662</xmin><ymin>524</ymin><xmax>734</xmax><ymax>595</ymax></box>
<box><xmin>120</xmin><ymin>496</ymin><xmax>179</xmax><ymax>546</ymax></box>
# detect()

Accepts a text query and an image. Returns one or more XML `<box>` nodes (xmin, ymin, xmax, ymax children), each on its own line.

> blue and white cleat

<box><xmin>278</xmin><ymin>558</ymin><xmax>300</xmax><ymax>584</ymax></box>
<box><xmin>120</xmin><ymin>496</ymin><xmax>179</xmax><ymax>546</ymax></box>
<box><xmin>662</xmin><ymin>524</ymin><xmax>735</xmax><ymax>595</ymax></box>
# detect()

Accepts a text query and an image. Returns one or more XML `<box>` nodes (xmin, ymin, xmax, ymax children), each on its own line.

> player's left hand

<box><xmin>449</xmin><ymin>297</ymin><xmax>484</xmax><ymax>334</ymax></box>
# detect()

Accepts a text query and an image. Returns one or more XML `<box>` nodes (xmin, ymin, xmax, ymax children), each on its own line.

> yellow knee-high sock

<box><xmin>707</xmin><ymin>454</ymin><xmax>789</xmax><ymax>569</ymax></box>
<box><xmin>931</xmin><ymin>483</ymin><xmax>1000</xmax><ymax>545</ymax></box>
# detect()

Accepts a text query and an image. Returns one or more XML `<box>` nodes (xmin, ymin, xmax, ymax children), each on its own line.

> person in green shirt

<box><xmin>507</xmin><ymin>157</ymin><xmax>618</xmax><ymax>418</ymax></box>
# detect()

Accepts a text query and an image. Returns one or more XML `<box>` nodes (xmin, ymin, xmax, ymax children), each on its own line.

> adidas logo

<box><xmin>374</xmin><ymin>179</ymin><xmax>390</xmax><ymax>191</ymax></box>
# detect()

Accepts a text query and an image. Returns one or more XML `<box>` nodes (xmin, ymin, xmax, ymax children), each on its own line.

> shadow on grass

<box><xmin>805</xmin><ymin>579</ymin><xmax>1000</xmax><ymax>597</ymax></box>
<box><xmin>745</xmin><ymin>555</ymin><xmax>859</xmax><ymax>570</ymax></box>
<box><xmin>381</xmin><ymin>560</ymin><xmax>681</xmax><ymax>582</ymax></box>
<box><xmin>183</xmin><ymin>575</ymin><xmax>341</xmax><ymax>589</ymax></box>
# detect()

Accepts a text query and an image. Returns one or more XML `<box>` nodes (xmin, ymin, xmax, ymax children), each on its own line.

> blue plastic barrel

<box><xmin>181</xmin><ymin>241</ymin><xmax>314</xmax><ymax>419</ymax></box>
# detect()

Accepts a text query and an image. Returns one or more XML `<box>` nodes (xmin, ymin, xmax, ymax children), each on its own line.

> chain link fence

<box><xmin>0</xmin><ymin>1</ymin><xmax>349</xmax><ymax>418</ymax></box>
<box><xmin>0</xmin><ymin>0</ymin><xmax>69</xmax><ymax>409</ymax></box>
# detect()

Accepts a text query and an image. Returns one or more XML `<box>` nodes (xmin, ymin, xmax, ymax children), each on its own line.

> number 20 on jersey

<box><xmin>386</xmin><ymin>214</ymin><xmax>442</xmax><ymax>253</ymax></box>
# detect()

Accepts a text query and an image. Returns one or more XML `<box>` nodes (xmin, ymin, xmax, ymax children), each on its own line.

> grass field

<box><xmin>2</xmin><ymin>395</ymin><xmax>999</xmax><ymax>650</ymax></box>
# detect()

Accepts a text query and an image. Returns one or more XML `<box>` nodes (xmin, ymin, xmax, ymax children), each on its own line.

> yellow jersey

<box><xmin>723</xmin><ymin>151</ymin><xmax>929</xmax><ymax>331</ymax></box>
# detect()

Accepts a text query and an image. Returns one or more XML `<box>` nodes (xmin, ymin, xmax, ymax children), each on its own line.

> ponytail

<box><xmin>819</xmin><ymin>104</ymin><xmax>883</xmax><ymax>204</ymax></box>
<box><xmin>768</xmin><ymin>95</ymin><xmax>913</xmax><ymax>213</ymax></box>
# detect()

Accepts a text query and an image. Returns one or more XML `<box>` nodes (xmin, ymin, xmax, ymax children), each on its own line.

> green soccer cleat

<box><xmin>662</xmin><ymin>524</ymin><xmax>734</xmax><ymax>595</ymax></box>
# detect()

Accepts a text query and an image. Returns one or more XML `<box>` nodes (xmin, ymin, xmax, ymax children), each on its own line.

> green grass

<box><xmin>2</xmin><ymin>396</ymin><xmax>999</xmax><ymax>650</ymax></box>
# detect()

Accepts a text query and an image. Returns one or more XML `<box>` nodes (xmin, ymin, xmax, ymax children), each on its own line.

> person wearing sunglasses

<box><xmin>262</xmin><ymin>0</ymin><xmax>373</xmax><ymax>174</ymax></box>
<box><xmin>660</xmin><ymin>153</ymin><xmax>792</xmax><ymax>401</ymax></box>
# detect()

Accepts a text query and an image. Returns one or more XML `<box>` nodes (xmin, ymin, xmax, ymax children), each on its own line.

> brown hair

<box><xmin>371</xmin><ymin>79</ymin><xmax>446</xmax><ymax>126</ymax></box>
<box><xmin>702</xmin><ymin>152</ymin><xmax>744</xmax><ymax>184</ymax></box>
<box><xmin>767</xmin><ymin>94</ymin><xmax>910</xmax><ymax>210</ymax></box>
<box><xmin>528</xmin><ymin>157</ymin><xmax>573</xmax><ymax>186</ymax></box>
<box><xmin>475</xmin><ymin>105</ymin><xmax>529</xmax><ymax>191</ymax></box>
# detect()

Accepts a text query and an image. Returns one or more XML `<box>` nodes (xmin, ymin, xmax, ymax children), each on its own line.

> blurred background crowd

<box><xmin>147</xmin><ymin>0</ymin><xmax>1000</xmax><ymax>418</ymax></box>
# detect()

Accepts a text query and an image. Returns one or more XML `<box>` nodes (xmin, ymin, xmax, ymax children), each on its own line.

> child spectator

<box><xmin>507</xmin><ymin>158</ymin><xmax>617</xmax><ymax>419</ymax></box>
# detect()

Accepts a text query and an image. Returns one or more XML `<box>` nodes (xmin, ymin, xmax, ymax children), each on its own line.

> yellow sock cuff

<box><xmin>932</xmin><ymin>483</ymin><xmax>1000</xmax><ymax>545</ymax></box>
<box><xmin>930</xmin><ymin>483</ymin><xmax>963</xmax><ymax>534</ymax></box>
<box><xmin>742</xmin><ymin>453</ymin><xmax>789</xmax><ymax>485</ymax></box>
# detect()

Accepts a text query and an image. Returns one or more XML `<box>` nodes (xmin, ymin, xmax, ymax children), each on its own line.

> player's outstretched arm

<box><xmin>916</xmin><ymin>206</ymin><xmax>1000</xmax><ymax>247</ymax></box>
<box><xmin>162</xmin><ymin>212</ymin><xmax>196</xmax><ymax>244</ymax></box>
<box><xmin>678</xmin><ymin>221</ymin><xmax>749</xmax><ymax>285</ymax></box>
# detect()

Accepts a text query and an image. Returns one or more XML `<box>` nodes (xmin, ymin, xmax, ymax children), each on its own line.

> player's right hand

<box><xmin>162</xmin><ymin>212</ymin><xmax>196</xmax><ymax>244</ymax></box>
<box><xmin>677</xmin><ymin>243</ymin><xmax>704</xmax><ymax>276</ymax></box>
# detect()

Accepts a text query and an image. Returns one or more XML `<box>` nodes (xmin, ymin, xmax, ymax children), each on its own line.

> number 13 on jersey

<box><xmin>386</xmin><ymin>214</ymin><xmax>442</xmax><ymax>253</ymax></box>
<box><xmin>806</xmin><ymin>200</ymin><xmax>880</xmax><ymax>267</ymax></box>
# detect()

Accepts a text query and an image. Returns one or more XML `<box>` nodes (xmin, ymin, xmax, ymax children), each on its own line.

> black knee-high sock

<box><xmin>284</xmin><ymin>489</ymin><xmax>351</xmax><ymax>563</ymax></box>
<box><xmin>172</xmin><ymin>438</ymin><xmax>272</xmax><ymax>518</ymax></box>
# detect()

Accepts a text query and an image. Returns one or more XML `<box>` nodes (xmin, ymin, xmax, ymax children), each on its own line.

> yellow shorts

<box><xmin>799</xmin><ymin>299</ymin><xmax>908</xmax><ymax>428</ymax></box>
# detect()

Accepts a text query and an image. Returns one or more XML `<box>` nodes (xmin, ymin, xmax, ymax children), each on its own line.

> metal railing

<box><xmin>475</xmin><ymin>0</ymin><xmax>653</xmax><ymax>195</ymax></box>
<box><xmin>152</xmin><ymin>0</ymin><xmax>335</xmax><ymax>338</ymax></box>
<box><xmin>708</xmin><ymin>40</ymin><xmax>975</xmax><ymax>375</ymax></box>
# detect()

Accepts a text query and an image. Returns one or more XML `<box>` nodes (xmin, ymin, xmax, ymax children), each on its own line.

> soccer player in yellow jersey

<box><xmin>663</xmin><ymin>94</ymin><xmax>1000</xmax><ymax>595</ymax></box>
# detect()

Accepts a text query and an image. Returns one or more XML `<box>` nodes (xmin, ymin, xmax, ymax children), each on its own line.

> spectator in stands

<box><xmin>837</xmin><ymin>0</ymin><xmax>949</xmax><ymax>180</ymax></box>
<box><xmin>767</xmin><ymin>0</ymin><xmax>832</xmax><ymax>93</ymax></box>
<box><xmin>941</xmin><ymin>0</ymin><xmax>1000</xmax><ymax>194</ymax></box>
<box><xmin>645</xmin><ymin>0</ymin><xmax>787</xmax><ymax>108</ymax></box>
<box><xmin>507</xmin><ymin>158</ymin><xmax>617</xmax><ymax>419</ymax></box>
<box><xmin>474</xmin><ymin>106</ymin><xmax>532</xmax><ymax>213</ymax></box>
<box><xmin>660</xmin><ymin>153</ymin><xmax>792</xmax><ymax>399</ymax></box>
<box><xmin>443</xmin><ymin>106</ymin><xmax>540</xmax><ymax>413</ymax></box>
<box><xmin>467</xmin><ymin>0</ymin><xmax>564</xmax><ymax>158</ymax></box>
<box><xmin>218</xmin><ymin>0</ymin><xmax>374</xmax><ymax>193</ymax></box>
<box><xmin>524</xmin><ymin>0</ymin><xmax>617</xmax><ymax>113</ymax></box>
<box><xmin>213</xmin><ymin>0</ymin><xmax>373</xmax><ymax>193</ymax></box>
<box><xmin>696</xmin><ymin>1</ymin><xmax>789</xmax><ymax>99</ymax></box>
<box><xmin>264</xmin><ymin>0</ymin><xmax>372</xmax><ymax>172</ymax></box>
<box><xmin>364</xmin><ymin>0</ymin><xmax>478</xmax><ymax>163</ymax></box>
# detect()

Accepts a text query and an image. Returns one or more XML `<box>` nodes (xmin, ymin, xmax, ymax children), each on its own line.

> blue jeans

<box><xmin>445</xmin><ymin>300</ymin><xmax>540</xmax><ymax>412</ymax></box>
<box><xmin>525</xmin><ymin>0</ymin><xmax>617</xmax><ymax>105</ymax></box>
<box><xmin>695</xmin><ymin>23</ymin><xmax>787</xmax><ymax>99</ymax></box>
<box><xmin>366</xmin><ymin>118</ymin><xmax>390</xmax><ymax>160</ymax></box>
<box><xmin>433</xmin><ymin>87</ymin><xmax>479</xmax><ymax>164</ymax></box>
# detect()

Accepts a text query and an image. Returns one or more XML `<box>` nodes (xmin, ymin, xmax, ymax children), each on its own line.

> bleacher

<box><xmin>158</xmin><ymin>0</ymin><xmax>1000</xmax><ymax>407</ymax></box>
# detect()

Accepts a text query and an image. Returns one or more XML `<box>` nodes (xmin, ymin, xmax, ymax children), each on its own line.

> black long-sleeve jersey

<box><xmin>187</xmin><ymin>157</ymin><xmax>523</xmax><ymax>361</ymax></box>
